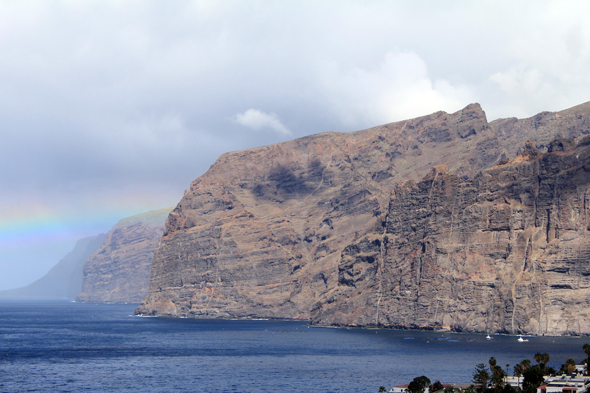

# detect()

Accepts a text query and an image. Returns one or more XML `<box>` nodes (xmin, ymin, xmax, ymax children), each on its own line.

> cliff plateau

<box><xmin>136</xmin><ymin>102</ymin><xmax>590</xmax><ymax>331</ymax></box>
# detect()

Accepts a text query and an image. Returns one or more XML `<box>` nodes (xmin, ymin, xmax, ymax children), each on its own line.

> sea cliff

<box><xmin>310</xmin><ymin>138</ymin><xmax>590</xmax><ymax>335</ymax></box>
<box><xmin>135</xmin><ymin>102</ymin><xmax>590</xmax><ymax>335</ymax></box>
<box><xmin>76</xmin><ymin>207</ymin><xmax>173</xmax><ymax>303</ymax></box>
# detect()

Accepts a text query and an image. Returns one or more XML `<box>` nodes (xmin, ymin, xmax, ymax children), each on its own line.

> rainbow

<box><xmin>0</xmin><ymin>202</ymin><xmax>173</xmax><ymax>250</ymax></box>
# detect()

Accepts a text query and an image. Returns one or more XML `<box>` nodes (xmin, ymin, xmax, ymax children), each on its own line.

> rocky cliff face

<box><xmin>76</xmin><ymin>207</ymin><xmax>173</xmax><ymax>303</ymax></box>
<box><xmin>310</xmin><ymin>138</ymin><xmax>590</xmax><ymax>336</ymax></box>
<box><xmin>0</xmin><ymin>234</ymin><xmax>106</xmax><ymax>300</ymax></box>
<box><xmin>136</xmin><ymin>102</ymin><xmax>590</xmax><ymax>326</ymax></box>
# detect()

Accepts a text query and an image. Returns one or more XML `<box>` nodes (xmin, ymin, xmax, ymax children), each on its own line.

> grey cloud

<box><xmin>1</xmin><ymin>0</ymin><xmax>590</xmax><ymax>288</ymax></box>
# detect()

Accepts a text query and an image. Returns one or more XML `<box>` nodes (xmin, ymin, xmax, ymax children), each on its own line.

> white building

<box><xmin>389</xmin><ymin>385</ymin><xmax>430</xmax><ymax>393</ymax></box>
<box><xmin>538</xmin><ymin>375</ymin><xmax>589</xmax><ymax>393</ymax></box>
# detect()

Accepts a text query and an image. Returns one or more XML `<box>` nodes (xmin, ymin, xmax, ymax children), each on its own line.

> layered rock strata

<box><xmin>310</xmin><ymin>138</ymin><xmax>590</xmax><ymax>336</ymax></box>
<box><xmin>136</xmin><ymin>102</ymin><xmax>590</xmax><ymax>325</ymax></box>
<box><xmin>76</xmin><ymin>207</ymin><xmax>173</xmax><ymax>303</ymax></box>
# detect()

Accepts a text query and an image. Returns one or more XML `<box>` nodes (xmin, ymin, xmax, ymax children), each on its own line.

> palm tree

<box><xmin>521</xmin><ymin>359</ymin><xmax>531</xmax><ymax>373</ymax></box>
<box><xmin>583</xmin><ymin>343</ymin><xmax>590</xmax><ymax>375</ymax></box>
<box><xmin>379</xmin><ymin>387</ymin><xmax>387</xmax><ymax>393</ymax></box>
<box><xmin>540</xmin><ymin>353</ymin><xmax>550</xmax><ymax>373</ymax></box>
<box><xmin>492</xmin><ymin>365</ymin><xmax>505</xmax><ymax>391</ymax></box>
<box><xmin>505</xmin><ymin>364</ymin><xmax>510</xmax><ymax>384</ymax></box>
<box><xmin>489</xmin><ymin>357</ymin><xmax>497</xmax><ymax>373</ymax></box>
<box><xmin>514</xmin><ymin>363</ymin><xmax>524</xmax><ymax>389</ymax></box>
<box><xmin>534</xmin><ymin>352</ymin><xmax>543</xmax><ymax>365</ymax></box>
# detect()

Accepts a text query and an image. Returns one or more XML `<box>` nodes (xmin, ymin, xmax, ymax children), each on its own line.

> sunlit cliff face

<box><xmin>136</xmin><ymin>102</ymin><xmax>590</xmax><ymax>336</ymax></box>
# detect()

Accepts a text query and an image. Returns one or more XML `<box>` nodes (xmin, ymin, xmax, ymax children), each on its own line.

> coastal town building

<box><xmin>389</xmin><ymin>371</ymin><xmax>589</xmax><ymax>393</ymax></box>
<box><xmin>537</xmin><ymin>375</ymin><xmax>589</xmax><ymax>393</ymax></box>
<box><xmin>389</xmin><ymin>384</ymin><xmax>415</xmax><ymax>393</ymax></box>
<box><xmin>389</xmin><ymin>383</ymin><xmax>470</xmax><ymax>393</ymax></box>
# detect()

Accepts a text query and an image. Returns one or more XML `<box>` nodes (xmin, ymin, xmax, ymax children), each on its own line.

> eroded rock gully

<box><xmin>311</xmin><ymin>138</ymin><xmax>590</xmax><ymax>335</ymax></box>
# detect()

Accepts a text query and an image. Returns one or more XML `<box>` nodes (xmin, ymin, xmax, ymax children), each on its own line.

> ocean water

<box><xmin>0</xmin><ymin>301</ymin><xmax>587</xmax><ymax>393</ymax></box>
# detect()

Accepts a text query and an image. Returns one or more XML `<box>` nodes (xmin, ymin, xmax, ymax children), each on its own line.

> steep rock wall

<box><xmin>136</xmin><ymin>102</ymin><xmax>590</xmax><ymax>321</ymax></box>
<box><xmin>76</xmin><ymin>207</ymin><xmax>173</xmax><ymax>303</ymax></box>
<box><xmin>310</xmin><ymin>138</ymin><xmax>590</xmax><ymax>336</ymax></box>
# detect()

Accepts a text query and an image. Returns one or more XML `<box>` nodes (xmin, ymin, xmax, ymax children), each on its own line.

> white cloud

<box><xmin>316</xmin><ymin>51</ymin><xmax>475</xmax><ymax>127</ymax></box>
<box><xmin>233</xmin><ymin>109</ymin><xmax>292</xmax><ymax>136</ymax></box>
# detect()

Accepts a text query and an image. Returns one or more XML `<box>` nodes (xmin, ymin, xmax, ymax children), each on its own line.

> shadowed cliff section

<box><xmin>76</xmin><ymin>207</ymin><xmax>173</xmax><ymax>303</ymax></box>
<box><xmin>310</xmin><ymin>137</ymin><xmax>590</xmax><ymax>336</ymax></box>
<box><xmin>135</xmin><ymin>102</ymin><xmax>590</xmax><ymax>329</ymax></box>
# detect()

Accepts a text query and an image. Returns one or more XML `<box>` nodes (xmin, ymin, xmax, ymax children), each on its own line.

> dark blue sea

<box><xmin>0</xmin><ymin>301</ymin><xmax>587</xmax><ymax>392</ymax></box>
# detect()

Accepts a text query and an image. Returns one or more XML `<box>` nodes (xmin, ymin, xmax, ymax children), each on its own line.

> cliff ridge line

<box><xmin>135</xmin><ymin>102</ymin><xmax>590</xmax><ymax>336</ymax></box>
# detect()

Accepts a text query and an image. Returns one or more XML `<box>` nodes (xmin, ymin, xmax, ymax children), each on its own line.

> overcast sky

<box><xmin>1</xmin><ymin>0</ymin><xmax>589</xmax><ymax>290</ymax></box>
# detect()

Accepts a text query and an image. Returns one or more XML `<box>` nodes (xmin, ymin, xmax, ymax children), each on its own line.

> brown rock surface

<box><xmin>136</xmin><ymin>102</ymin><xmax>590</xmax><ymax>324</ymax></box>
<box><xmin>310</xmin><ymin>137</ymin><xmax>590</xmax><ymax>335</ymax></box>
<box><xmin>76</xmin><ymin>207</ymin><xmax>173</xmax><ymax>303</ymax></box>
<box><xmin>491</xmin><ymin>103</ymin><xmax>590</xmax><ymax>157</ymax></box>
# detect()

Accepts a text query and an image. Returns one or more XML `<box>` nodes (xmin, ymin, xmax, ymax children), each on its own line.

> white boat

<box><xmin>486</xmin><ymin>335</ymin><xmax>492</xmax><ymax>340</ymax></box>
<box><xmin>517</xmin><ymin>336</ymin><xmax>529</xmax><ymax>342</ymax></box>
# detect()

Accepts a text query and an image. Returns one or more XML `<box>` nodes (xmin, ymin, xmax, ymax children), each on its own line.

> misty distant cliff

<box><xmin>0</xmin><ymin>234</ymin><xmax>106</xmax><ymax>300</ymax></box>
<box><xmin>76</xmin><ymin>207</ymin><xmax>173</xmax><ymax>303</ymax></box>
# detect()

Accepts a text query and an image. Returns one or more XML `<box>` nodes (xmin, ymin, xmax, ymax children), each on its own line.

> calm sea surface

<box><xmin>0</xmin><ymin>301</ymin><xmax>587</xmax><ymax>393</ymax></box>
